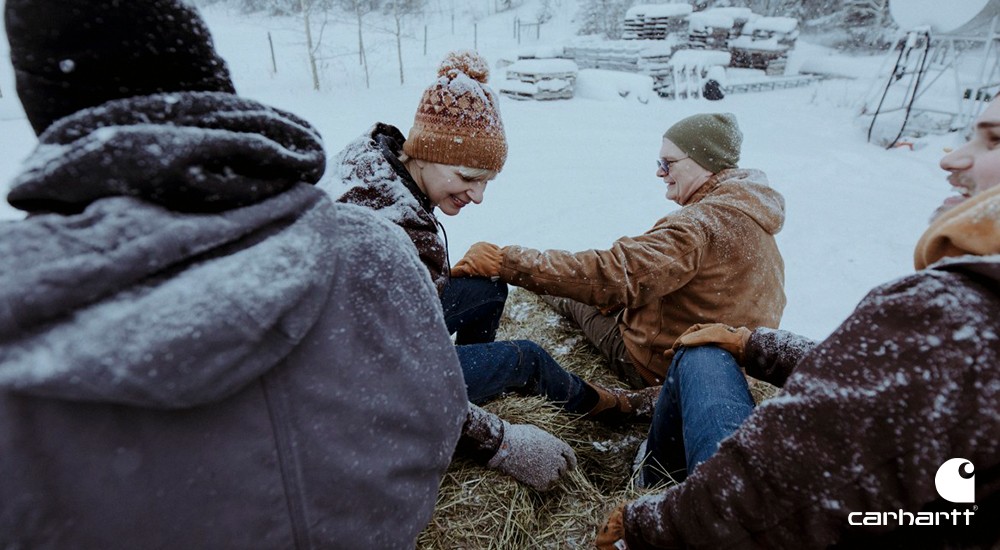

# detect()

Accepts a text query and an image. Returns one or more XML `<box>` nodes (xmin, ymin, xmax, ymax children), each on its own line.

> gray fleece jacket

<box><xmin>0</xmin><ymin>92</ymin><xmax>467</xmax><ymax>549</ymax></box>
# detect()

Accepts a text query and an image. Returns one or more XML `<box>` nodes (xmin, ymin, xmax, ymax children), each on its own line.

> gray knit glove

<box><xmin>487</xmin><ymin>421</ymin><xmax>577</xmax><ymax>491</ymax></box>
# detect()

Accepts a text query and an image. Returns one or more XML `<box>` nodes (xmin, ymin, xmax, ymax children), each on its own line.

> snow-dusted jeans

<box><xmin>444</xmin><ymin>277</ymin><xmax>591</xmax><ymax>413</ymax></box>
<box><xmin>441</xmin><ymin>277</ymin><xmax>508</xmax><ymax>345</ymax></box>
<box><xmin>641</xmin><ymin>345</ymin><xmax>755</xmax><ymax>486</ymax></box>
<box><xmin>457</xmin><ymin>340</ymin><xmax>590</xmax><ymax>413</ymax></box>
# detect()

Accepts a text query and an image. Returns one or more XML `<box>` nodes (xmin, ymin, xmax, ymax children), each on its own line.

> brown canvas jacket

<box><xmin>622</xmin><ymin>254</ymin><xmax>1000</xmax><ymax>549</ymax></box>
<box><xmin>499</xmin><ymin>169</ymin><xmax>786</xmax><ymax>384</ymax></box>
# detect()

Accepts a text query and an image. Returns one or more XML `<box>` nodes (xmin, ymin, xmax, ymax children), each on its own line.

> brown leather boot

<box><xmin>583</xmin><ymin>382</ymin><xmax>661</xmax><ymax>424</ymax></box>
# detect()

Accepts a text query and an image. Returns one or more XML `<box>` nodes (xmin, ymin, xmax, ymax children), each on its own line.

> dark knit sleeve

<box><xmin>454</xmin><ymin>403</ymin><xmax>505</xmax><ymax>464</ymax></box>
<box><xmin>743</xmin><ymin>327</ymin><xmax>818</xmax><ymax>387</ymax></box>
<box><xmin>621</xmin><ymin>269</ymin><xmax>1000</xmax><ymax>549</ymax></box>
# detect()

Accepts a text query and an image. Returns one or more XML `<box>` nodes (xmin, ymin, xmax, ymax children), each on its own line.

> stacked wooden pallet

<box><xmin>566</xmin><ymin>40</ymin><xmax>678</xmax><ymax>73</ymax></box>
<box><xmin>499</xmin><ymin>58</ymin><xmax>579</xmax><ymax>100</ymax></box>
<box><xmin>729</xmin><ymin>16</ymin><xmax>798</xmax><ymax>74</ymax></box>
<box><xmin>622</xmin><ymin>3</ymin><xmax>692</xmax><ymax>40</ymax></box>
<box><xmin>688</xmin><ymin>11</ymin><xmax>735</xmax><ymax>50</ymax></box>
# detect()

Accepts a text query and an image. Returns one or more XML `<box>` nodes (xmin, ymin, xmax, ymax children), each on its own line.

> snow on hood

<box><xmin>0</xmin><ymin>90</ymin><xmax>338</xmax><ymax>408</ymax></box>
<box><xmin>0</xmin><ymin>186</ymin><xmax>338</xmax><ymax>408</ymax></box>
<box><xmin>702</xmin><ymin>168</ymin><xmax>786</xmax><ymax>235</ymax></box>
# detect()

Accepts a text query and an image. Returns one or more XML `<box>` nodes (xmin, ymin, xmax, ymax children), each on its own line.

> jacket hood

<box><xmin>694</xmin><ymin>168</ymin><xmax>785</xmax><ymax>235</ymax></box>
<box><xmin>0</xmin><ymin>92</ymin><xmax>336</xmax><ymax>408</ymax></box>
<box><xmin>8</xmin><ymin>91</ymin><xmax>325</xmax><ymax>214</ymax></box>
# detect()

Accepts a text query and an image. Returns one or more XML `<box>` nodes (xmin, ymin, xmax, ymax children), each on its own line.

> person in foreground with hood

<box><xmin>453</xmin><ymin>113</ymin><xmax>788</xmax><ymax>391</ymax></box>
<box><xmin>0</xmin><ymin>1</ymin><xmax>467</xmax><ymax>547</ymax></box>
<box><xmin>596</xmin><ymin>98</ymin><xmax>1000</xmax><ymax>549</ymax></box>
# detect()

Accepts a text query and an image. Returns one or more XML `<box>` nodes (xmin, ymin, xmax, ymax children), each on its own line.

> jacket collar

<box><xmin>683</xmin><ymin>171</ymin><xmax>726</xmax><ymax>206</ymax></box>
<box><xmin>914</xmin><ymin>184</ymin><xmax>1000</xmax><ymax>270</ymax></box>
<box><xmin>372</xmin><ymin>123</ymin><xmax>434</xmax><ymax>214</ymax></box>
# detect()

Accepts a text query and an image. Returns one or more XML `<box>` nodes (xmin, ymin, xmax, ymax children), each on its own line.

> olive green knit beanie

<box><xmin>663</xmin><ymin>113</ymin><xmax>741</xmax><ymax>174</ymax></box>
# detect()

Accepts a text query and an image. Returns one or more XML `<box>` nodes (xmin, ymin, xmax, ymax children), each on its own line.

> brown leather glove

<box><xmin>664</xmin><ymin>323</ymin><xmax>752</xmax><ymax>365</ymax></box>
<box><xmin>595</xmin><ymin>502</ymin><xmax>628</xmax><ymax>549</ymax></box>
<box><xmin>451</xmin><ymin>241</ymin><xmax>502</xmax><ymax>278</ymax></box>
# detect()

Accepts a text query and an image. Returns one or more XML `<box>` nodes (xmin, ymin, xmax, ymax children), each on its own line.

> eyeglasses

<box><xmin>656</xmin><ymin>156</ymin><xmax>689</xmax><ymax>174</ymax></box>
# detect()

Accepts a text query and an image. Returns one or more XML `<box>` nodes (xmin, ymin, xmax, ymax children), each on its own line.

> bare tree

<box><xmin>383</xmin><ymin>0</ymin><xmax>427</xmax><ymax>85</ymax></box>
<box><xmin>576</xmin><ymin>0</ymin><xmax>634</xmax><ymax>39</ymax></box>
<box><xmin>337</xmin><ymin>0</ymin><xmax>381</xmax><ymax>88</ymax></box>
<box><xmin>238</xmin><ymin>0</ymin><xmax>300</xmax><ymax>14</ymax></box>
<box><xmin>299</xmin><ymin>0</ymin><xmax>323</xmax><ymax>90</ymax></box>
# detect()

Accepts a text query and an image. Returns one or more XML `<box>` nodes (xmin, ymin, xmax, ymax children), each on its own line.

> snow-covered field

<box><xmin>0</xmin><ymin>1</ymin><xmax>966</xmax><ymax>340</ymax></box>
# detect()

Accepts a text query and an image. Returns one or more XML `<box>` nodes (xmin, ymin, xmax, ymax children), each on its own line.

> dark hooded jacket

<box><xmin>329</xmin><ymin>123</ymin><xmax>449</xmax><ymax>294</ymax></box>
<box><xmin>326</xmin><ymin>124</ymin><xmax>546</xmax><ymax>476</ymax></box>
<box><xmin>0</xmin><ymin>92</ymin><xmax>467</xmax><ymax>549</ymax></box>
<box><xmin>622</xmin><ymin>254</ymin><xmax>1000</xmax><ymax>549</ymax></box>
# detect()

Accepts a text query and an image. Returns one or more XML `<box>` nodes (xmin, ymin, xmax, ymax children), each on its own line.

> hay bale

<box><xmin>417</xmin><ymin>289</ymin><xmax>778</xmax><ymax>548</ymax></box>
<box><xmin>417</xmin><ymin>290</ymin><xmax>660</xmax><ymax>549</ymax></box>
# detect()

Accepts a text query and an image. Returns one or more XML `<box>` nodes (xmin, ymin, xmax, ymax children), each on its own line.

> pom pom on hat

<box><xmin>438</xmin><ymin>50</ymin><xmax>490</xmax><ymax>83</ymax></box>
<box><xmin>404</xmin><ymin>50</ymin><xmax>507</xmax><ymax>173</ymax></box>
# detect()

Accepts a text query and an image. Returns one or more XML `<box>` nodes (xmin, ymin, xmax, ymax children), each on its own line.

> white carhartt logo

<box><xmin>935</xmin><ymin>458</ymin><xmax>975</xmax><ymax>504</ymax></box>
<box><xmin>849</xmin><ymin>458</ymin><xmax>976</xmax><ymax>526</ymax></box>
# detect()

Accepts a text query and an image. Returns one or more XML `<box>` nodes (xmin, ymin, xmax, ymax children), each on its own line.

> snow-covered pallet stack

<box><xmin>729</xmin><ymin>16</ymin><xmax>799</xmax><ymax>75</ymax></box>
<box><xmin>653</xmin><ymin>49</ymin><xmax>731</xmax><ymax>99</ymax></box>
<box><xmin>566</xmin><ymin>42</ymin><xmax>643</xmax><ymax>72</ymax></box>
<box><xmin>500</xmin><ymin>58</ymin><xmax>580</xmax><ymax>100</ymax></box>
<box><xmin>567</xmin><ymin>40</ymin><xmax>679</xmax><ymax>73</ymax></box>
<box><xmin>687</xmin><ymin>8</ymin><xmax>756</xmax><ymax>50</ymax></box>
<box><xmin>688</xmin><ymin>11</ymin><xmax>734</xmax><ymax>50</ymax></box>
<box><xmin>622</xmin><ymin>4</ymin><xmax>692</xmax><ymax>40</ymax></box>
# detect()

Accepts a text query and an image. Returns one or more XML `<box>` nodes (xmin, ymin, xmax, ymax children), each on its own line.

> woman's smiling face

<box><xmin>414</xmin><ymin>160</ymin><xmax>493</xmax><ymax>216</ymax></box>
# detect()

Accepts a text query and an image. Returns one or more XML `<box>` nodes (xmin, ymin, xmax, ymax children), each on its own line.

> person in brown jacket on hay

<box><xmin>452</xmin><ymin>113</ymin><xmax>787</xmax><ymax>390</ymax></box>
<box><xmin>595</xmin><ymin>97</ymin><xmax>1000</xmax><ymax>549</ymax></box>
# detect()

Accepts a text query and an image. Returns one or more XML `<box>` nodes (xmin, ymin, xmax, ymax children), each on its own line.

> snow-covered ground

<box><xmin>0</xmin><ymin>1</ymin><xmax>968</xmax><ymax>341</ymax></box>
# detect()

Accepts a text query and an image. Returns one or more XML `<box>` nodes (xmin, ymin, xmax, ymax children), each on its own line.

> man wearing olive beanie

<box><xmin>664</xmin><ymin>112</ymin><xmax>741</xmax><ymax>174</ymax></box>
<box><xmin>452</xmin><ymin>112</ymin><xmax>787</xmax><ymax>390</ymax></box>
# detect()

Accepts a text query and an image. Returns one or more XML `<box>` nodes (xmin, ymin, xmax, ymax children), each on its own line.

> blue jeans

<box><xmin>457</xmin><ymin>340</ymin><xmax>591</xmax><ymax>414</ymax></box>
<box><xmin>444</xmin><ymin>278</ymin><xmax>591</xmax><ymax>414</ymax></box>
<box><xmin>641</xmin><ymin>346</ymin><xmax>755</xmax><ymax>486</ymax></box>
<box><xmin>441</xmin><ymin>277</ymin><xmax>508</xmax><ymax>345</ymax></box>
